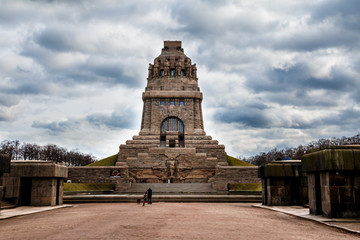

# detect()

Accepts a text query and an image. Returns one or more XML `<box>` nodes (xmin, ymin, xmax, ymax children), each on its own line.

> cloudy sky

<box><xmin>1</xmin><ymin>0</ymin><xmax>359</xmax><ymax>159</ymax></box>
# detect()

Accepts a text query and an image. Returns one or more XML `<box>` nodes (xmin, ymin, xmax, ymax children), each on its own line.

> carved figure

<box><xmin>148</xmin><ymin>64</ymin><xmax>153</xmax><ymax>79</ymax></box>
<box><xmin>192</xmin><ymin>64</ymin><xmax>197</xmax><ymax>79</ymax></box>
<box><xmin>164</xmin><ymin>59</ymin><xmax>170</xmax><ymax>77</ymax></box>
<box><xmin>176</xmin><ymin>60</ymin><xmax>183</xmax><ymax>76</ymax></box>
<box><xmin>153</xmin><ymin>61</ymin><xmax>159</xmax><ymax>77</ymax></box>
<box><xmin>185</xmin><ymin>60</ymin><xmax>192</xmax><ymax>78</ymax></box>
<box><xmin>167</xmin><ymin>159</ymin><xmax>176</xmax><ymax>177</ymax></box>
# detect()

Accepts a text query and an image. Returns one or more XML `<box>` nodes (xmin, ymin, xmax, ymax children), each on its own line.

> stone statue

<box><xmin>192</xmin><ymin>64</ymin><xmax>197</xmax><ymax>79</ymax></box>
<box><xmin>167</xmin><ymin>159</ymin><xmax>176</xmax><ymax>177</ymax></box>
<box><xmin>164</xmin><ymin>59</ymin><xmax>170</xmax><ymax>77</ymax></box>
<box><xmin>148</xmin><ymin>64</ymin><xmax>153</xmax><ymax>79</ymax></box>
<box><xmin>153</xmin><ymin>61</ymin><xmax>159</xmax><ymax>77</ymax></box>
<box><xmin>185</xmin><ymin>60</ymin><xmax>192</xmax><ymax>78</ymax></box>
<box><xmin>176</xmin><ymin>60</ymin><xmax>183</xmax><ymax>76</ymax></box>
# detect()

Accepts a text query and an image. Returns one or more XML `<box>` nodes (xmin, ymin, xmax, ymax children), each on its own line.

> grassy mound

<box><xmin>228</xmin><ymin>183</ymin><xmax>262</xmax><ymax>191</ymax></box>
<box><xmin>64</xmin><ymin>183</ymin><xmax>115</xmax><ymax>192</ymax></box>
<box><xmin>87</xmin><ymin>154</ymin><xmax>118</xmax><ymax>166</ymax></box>
<box><xmin>226</xmin><ymin>155</ymin><xmax>254</xmax><ymax>166</ymax></box>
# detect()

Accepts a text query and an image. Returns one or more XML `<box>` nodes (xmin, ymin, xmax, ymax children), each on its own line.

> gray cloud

<box><xmin>0</xmin><ymin>94</ymin><xmax>20</xmax><ymax>107</ymax></box>
<box><xmin>34</xmin><ymin>28</ymin><xmax>77</xmax><ymax>53</ymax></box>
<box><xmin>86</xmin><ymin>110</ymin><xmax>135</xmax><ymax>130</ymax></box>
<box><xmin>32</xmin><ymin>119</ymin><xmax>80</xmax><ymax>133</ymax></box>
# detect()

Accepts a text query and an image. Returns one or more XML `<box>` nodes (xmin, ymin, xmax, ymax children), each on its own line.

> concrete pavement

<box><xmin>1</xmin><ymin>203</ymin><xmax>359</xmax><ymax>237</ymax></box>
<box><xmin>253</xmin><ymin>204</ymin><xmax>360</xmax><ymax>235</ymax></box>
<box><xmin>0</xmin><ymin>205</ymin><xmax>72</xmax><ymax>220</ymax></box>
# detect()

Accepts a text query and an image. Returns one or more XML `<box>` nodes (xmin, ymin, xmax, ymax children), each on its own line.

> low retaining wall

<box><xmin>67</xmin><ymin>166</ymin><xmax>128</xmax><ymax>184</ymax></box>
<box><xmin>210</xmin><ymin>166</ymin><xmax>261</xmax><ymax>191</ymax></box>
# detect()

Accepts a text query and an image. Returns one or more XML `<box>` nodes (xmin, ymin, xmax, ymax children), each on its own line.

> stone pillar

<box><xmin>31</xmin><ymin>178</ymin><xmax>57</xmax><ymax>206</ymax></box>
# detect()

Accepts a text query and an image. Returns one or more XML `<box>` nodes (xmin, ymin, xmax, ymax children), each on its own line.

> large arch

<box><xmin>161</xmin><ymin>117</ymin><xmax>184</xmax><ymax>133</ymax></box>
<box><xmin>160</xmin><ymin>117</ymin><xmax>185</xmax><ymax>147</ymax></box>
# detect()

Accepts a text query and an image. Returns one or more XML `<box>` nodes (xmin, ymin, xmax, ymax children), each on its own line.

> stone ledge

<box><xmin>302</xmin><ymin>147</ymin><xmax>360</xmax><ymax>172</ymax></box>
<box><xmin>142</xmin><ymin>91</ymin><xmax>203</xmax><ymax>100</ymax></box>
<box><xmin>258</xmin><ymin>160</ymin><xmax>303</xmax><ymax>178</ymax></box>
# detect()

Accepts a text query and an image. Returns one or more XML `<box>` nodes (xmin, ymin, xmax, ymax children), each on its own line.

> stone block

<box><xmin>0</xmin><ymin>154</ymin><xmax>11</xmax><ymax>173</ymax></box>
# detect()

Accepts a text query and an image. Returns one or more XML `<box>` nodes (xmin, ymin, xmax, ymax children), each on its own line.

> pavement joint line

<box><xmin>0</xmin><ymin>204</ymin><xmax>72</xmax><ymax>220</ymax></box>
<box><xmin>252</xmin><ymin>204</ymin><xmax>360</xmax><ymax>236</ymax></box>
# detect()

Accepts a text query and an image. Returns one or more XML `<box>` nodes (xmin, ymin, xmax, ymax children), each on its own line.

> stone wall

<box><xmin>210</xmin><ymin>166</ymin><xmax>260</xmax><ymax>191</ymax></box>
<box><xmin>67</xmin><ymin>166</ymin><xmax>128</xmax><ymax>183</ymax></box>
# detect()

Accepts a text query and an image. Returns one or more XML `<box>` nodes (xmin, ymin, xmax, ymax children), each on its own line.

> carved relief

<box><xmin>153</xmin><ymin>61</ymin><xmax>159</xmax><ymax>77</ymax></box>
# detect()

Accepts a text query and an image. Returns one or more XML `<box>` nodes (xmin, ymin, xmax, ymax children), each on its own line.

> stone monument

<box><xmin>116</xmin><ymin>41</ymin><xmax>228</xmax><ymax>184</ymax></box>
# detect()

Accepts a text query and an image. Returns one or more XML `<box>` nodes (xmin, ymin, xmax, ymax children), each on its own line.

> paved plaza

<box><xmin>0</xmin><ymin>203</ymin><xmax>359</xmax><ymax>240</ymax></box>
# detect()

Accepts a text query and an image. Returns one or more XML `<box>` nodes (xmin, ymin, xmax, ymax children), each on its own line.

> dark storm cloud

<box><xmin>21</xmin><ymin>35</ymin><xmax>141</xmax><ymax>88</ymax></box>
<box><xmin>215</xmin><ymin>107</ymin><xmax>271</xmax><ymax>128</ymax></box>
<box><xmin>32</xmin><ymin>120</ymin><xmax>80</xmax><ymax>133</ymax></box>
<box><xmin>267</xmin><ymin>65</ymin><xmax>353</xmax><ymax>92</ymax></box>
<box><xmin>62</xmin><ymin>62</ymin><xmax>138</xmax><ymax>87</ymax></box>
<box><xmin>311</xmin><ymin>0</ymin><xmax>360</xmax><ymax>29</ymax></box>
<box><xmin>35</xmin><ymin>28</ymin><xmax>76</xmax><ymax>52</ymax></box>
<box><xmin>1</xmin><ymin>82</ymin><xmax>50</xmax><ymax>95</ymax></box>
<box><xmin>86</xmin><ymin>110</ymin><xmax>135</xmax><ymax>130</ymax></box>
<box><xmin>271</xmin><ymin>30</ymin><xmax>359</xmax><ymax>52</ymax></box>
<box><xmin>322</xmin><ymin>108</ymin><xmax>360</xmax><ymax>127</ymax></box>
<box><xmin>214</xmin><ymin>106</ymin><xmax>315</xmax><ymax>130</ymax></box>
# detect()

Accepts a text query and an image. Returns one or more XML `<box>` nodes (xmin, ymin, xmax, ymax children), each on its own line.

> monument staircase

<box><xmin>0</xmin><ymin>200</ymin><xmax>16</xmax><ymax>210</ymax></box>
<box><xmin>63</xmin><ymin>182</ymin><xmax>261</xmax><ymax>203</ymax></box>
<box><xmin>119</xmin><ymin>183</ymin><xmax>220</xmax><ymax>195</ymax></box>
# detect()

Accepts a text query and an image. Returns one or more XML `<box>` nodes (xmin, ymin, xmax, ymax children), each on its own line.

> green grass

<box><xmin>228</xmin><ymin>183</ymin><xmax>262</xmax><ymax>191</ymax></box>
<box><xmin>87</xmin><ymin>154</ymin><xmax>118</xmax><ymax>166</ymax></box>
<box><xmin>64</xmin><ymin>183</ymin><xmax>115</xmax><ymax>192</ymax></box>
<box><xmin>226</xmin><ymin>155</ymin><xmax>254</xmax><ymax>166</ymax></box>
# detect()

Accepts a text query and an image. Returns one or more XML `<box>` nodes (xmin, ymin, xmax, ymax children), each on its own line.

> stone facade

<box><xmin>2</xmin><ymin>161</ymin><xmax>67</xmax><ymax>206</ymax></box>
<box><xmin>116</xmin><ymin>41</ymin><xmax>228</xmax><ymax>185</ymax></box>
<box><xmin>258</xmin><ymin>160</ymin><xmax>308</xmax><ymax>206</ymax></box>
<box><xmin>302</xmin><ymin>146</ymin><xmax>360</xmax><ymax>218</ymax></box>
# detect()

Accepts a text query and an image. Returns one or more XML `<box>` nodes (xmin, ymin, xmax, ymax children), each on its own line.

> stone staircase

<box><xmin>64</xmin><ymin>183</ymin><xmax>262</xmax><ymax>203</ymax></box>
<box><xmin>119</xmin><ymin>183</ymin><xmax>221</xmax><ymax>195</ymax></box>
<box><xmin>0</xmin><ymin>200</ymin><xmax>16</xmax><ymax>210</ymax></box>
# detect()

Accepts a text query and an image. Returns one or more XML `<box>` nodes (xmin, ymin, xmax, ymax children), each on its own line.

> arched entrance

<box><xmin>160</xmin><ymin>117</ymin><xmax>185</xmax><ymax>147</ymax></box>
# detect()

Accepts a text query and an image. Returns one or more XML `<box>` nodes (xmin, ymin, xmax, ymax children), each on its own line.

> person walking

<box><xmin>142</xmin><ymin>190</ymin><xmax>148</xmax><ymax>206</ymax></box>
<box><xmin>147</xmin><ymin>188</ymin><xmax>152</xmax><ymax>204</ymax></box>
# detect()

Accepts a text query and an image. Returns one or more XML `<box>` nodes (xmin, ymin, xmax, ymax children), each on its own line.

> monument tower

<box><xmin>117</xmin><ymin>41</ymin><xmax>227</xmax><ymax>183</ymax></box>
